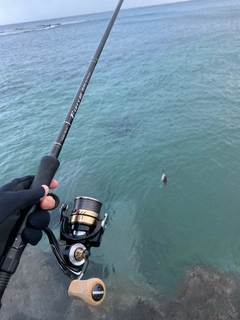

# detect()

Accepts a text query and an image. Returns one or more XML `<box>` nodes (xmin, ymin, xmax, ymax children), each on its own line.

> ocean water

<box><xmin>1</xmin><ymin>0</ymin><xmax>240</xmax><ymax>319</ymax></box>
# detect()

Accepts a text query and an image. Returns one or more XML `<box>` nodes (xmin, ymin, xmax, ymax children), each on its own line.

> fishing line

<box><xmin>64</xmin><ymin>76</ymin><xmax>110</xmax><ymax>203</ymax></box>
<box><xmin>0</xmin><ymin>0</ymin><xmax>124</xmax><ymax>307</ymax></box>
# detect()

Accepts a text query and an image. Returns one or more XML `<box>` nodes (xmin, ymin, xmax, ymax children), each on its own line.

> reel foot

<box><xmin>68</xmin><ymin>278</ymin><xmax>106</xmax><ymax>306</ymax></box>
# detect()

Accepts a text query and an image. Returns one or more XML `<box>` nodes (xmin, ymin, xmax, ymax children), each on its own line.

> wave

<box><xmin>61</xmin><ymin>20</ymin><xmax>86</xmax><ymax>26</ymax></box>
<box><xmin>0</xmin><ymin>20</ymin><xmax>86</xmax><ymax>37</ymax></box>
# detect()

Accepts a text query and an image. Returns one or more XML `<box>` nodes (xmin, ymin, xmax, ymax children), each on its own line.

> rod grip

<box><xmin>31</xmin><ymin>155</ymin><xmax>60</xmax><ymax>188</ymax></box>
<box><xmin>17</xmin><ymin>155</ymin><xmax>60</xmax><ymax>235</ymax></box>
<box><xmin>0</xmin><ymin>271</ymin><xmax>11</xmax><ymax>308</ymax></box>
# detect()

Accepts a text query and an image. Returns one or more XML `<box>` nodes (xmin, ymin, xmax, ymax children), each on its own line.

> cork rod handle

<box><xmin>68</xmin><ymin>278</ymin><xmax>106</xmax><ymax>306</ymax></box>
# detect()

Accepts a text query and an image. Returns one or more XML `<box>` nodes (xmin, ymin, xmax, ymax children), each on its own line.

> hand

<box><xmin>40</xmin><ymin>180</ymin><xmax>59</xmax><ymax>210</ymax></box>
<box><xmin>0</xmin><ymin>176</ymin><xmax>59</xmax><ymax>257</ymax></box>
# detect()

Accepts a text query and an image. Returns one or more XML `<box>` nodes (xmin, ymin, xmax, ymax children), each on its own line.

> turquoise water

<box><xmin>1</xmin><ymin>0</ymin><xmax>240</xmax><ymax>319</ymax></box>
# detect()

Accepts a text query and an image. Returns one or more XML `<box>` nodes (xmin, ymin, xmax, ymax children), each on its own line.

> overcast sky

<box><xmin>0</xmin><ymin>0</ymin><xmax>189</xmax><ymax>26</ymax></box>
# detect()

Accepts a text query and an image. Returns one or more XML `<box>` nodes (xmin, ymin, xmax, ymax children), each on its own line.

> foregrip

<box><xmin>31</xmin><ymin>155</ymin><xmax>60</xmax><ymax>188</ymax></box>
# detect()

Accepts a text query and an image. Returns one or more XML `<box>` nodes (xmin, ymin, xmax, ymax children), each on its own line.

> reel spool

<box><xmin>69</xmin><ymin>196</ymin><xmax>102</xmax><ymax>239</ymax></box>
<box><xmin>44</xmin><ymin>195</ymin><xmax>108</xmax><ymax>306</ymax></box>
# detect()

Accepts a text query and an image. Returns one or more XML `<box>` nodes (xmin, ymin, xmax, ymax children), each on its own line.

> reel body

<box><xmin>44</xmin><ymin>196</ymin><xmax>108</xmax><ymax>305</ymax></box>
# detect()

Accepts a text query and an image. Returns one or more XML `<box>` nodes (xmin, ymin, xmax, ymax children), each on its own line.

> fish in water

<box><xmin>161</xmin><ymin>174</ymin><xmax>167</xmax><ymax>183</ymax></box>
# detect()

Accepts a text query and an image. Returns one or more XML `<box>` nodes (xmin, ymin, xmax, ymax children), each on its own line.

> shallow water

<box><xmin>1</xmin><ymin>0</ymin><xmax>240</xmax><ymax>318</ymax></box>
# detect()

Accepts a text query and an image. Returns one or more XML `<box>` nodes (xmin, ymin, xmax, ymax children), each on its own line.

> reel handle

<box><xmin>68</xmin><ymin>278</ymin><xmax>106</xmax><ymax>306</ymax></box>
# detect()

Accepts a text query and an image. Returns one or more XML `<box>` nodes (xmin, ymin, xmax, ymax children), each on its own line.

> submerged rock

<box><xmin>2</xmin><ymin>252</ymin><xmax>240</xmax><ymax>320</ymax></box>
<box><xmin>106</xmin><ymin>118</ymin><xmax>137</xmax><ymax>137</ymax></box>
<box><xmin>165</xmin><ymin>265</ymin><xmax>240</xmax><ymax>320</ymax></box>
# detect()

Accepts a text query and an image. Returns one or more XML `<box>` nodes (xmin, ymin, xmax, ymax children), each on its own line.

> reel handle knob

<box><xmin>68</xmin><ymin>278</ymin><xmax>106</xmax><ymax>306</ymax></box>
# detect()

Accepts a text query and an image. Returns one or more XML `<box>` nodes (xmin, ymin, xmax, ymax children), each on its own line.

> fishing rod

<box><xmin>0</xmin><ymin>0</ymin><xmax>124</xmax><ymax>307</ymax></box>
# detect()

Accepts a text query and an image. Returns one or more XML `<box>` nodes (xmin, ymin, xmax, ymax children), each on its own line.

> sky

<box><xmin>0</xmin><ymin>0</ymin><xmax>189</xmax><ymax>26</ymax></box>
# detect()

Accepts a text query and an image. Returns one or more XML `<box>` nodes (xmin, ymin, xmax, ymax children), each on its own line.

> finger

<box><xmin>40</xmin><ymin>181</ymin><xmax>58</xmax><ymax>199</ymax></box>
<box><xmin>0</xmin><ymin>176</ymin><xmax>34</xmax><ymax>192</ymax></box>
<box><xmin>27</xmin><ymin>209</ymin><xmax>50</xmax><ymax>229</ymax></box>
<box><xmin>40</xmin><ymin>185</ymin><xmax>49</xmax><ymax>199</ymax></box>
<box><xmin>0</xmin><ymin>187</ymin><xmax>45</xmax><ymax>215</ymax></box>
<box><xmin>40</xmin><ymin>195</ymin><xmax>56</xmax><ymax>210</ymax></box>
<box><xmin>49</xmin><ymin>179</ymin><xmax>58</xmax><ymax>189</ymax></box>
<box><xmin>40</xmin><ymin>184</ymin><xmax>59</xmax><ymax>210</ymax></box>
<box><xmin>48</xmin><ymin>193</ymin><xmax>60</xmax><ymax>209</ymax></box>
<box><xmin>22</xmin><ymin>227</ymin><xmax>42</xmax><ymax>245</ymax></box>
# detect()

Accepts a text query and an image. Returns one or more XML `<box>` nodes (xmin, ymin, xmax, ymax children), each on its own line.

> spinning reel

<box><xmin>44</xmin><ymin>196</ymin><xmax>108</xmax><ymax>306</ymax></box>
